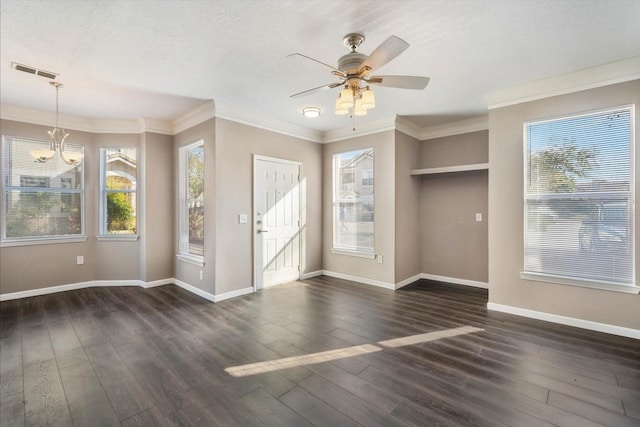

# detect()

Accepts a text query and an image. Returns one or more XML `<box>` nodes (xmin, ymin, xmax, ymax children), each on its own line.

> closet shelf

<box><xmin>410</xmin><ymin>162</ymin><xmax>489</xmax><ymax>176</ymax></box>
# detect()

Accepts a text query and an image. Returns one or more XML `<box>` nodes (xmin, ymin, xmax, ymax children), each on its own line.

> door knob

<box><xmin>257</xmin><ymin>229</ymin><xmax>268</xmax><ymax>233</ymax></box>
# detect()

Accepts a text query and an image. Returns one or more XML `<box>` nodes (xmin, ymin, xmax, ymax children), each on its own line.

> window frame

<box><xmin>521</xmin><ymin>105</ymin><xmax>637</xmax><ymax>293</ymax></box>
<box><xmin>98</xmin><ymin>147</ymin><xmax>138</xmax><ymax>240</ymax></box>
<box><xmin>176</xmin><ymin>139</ymin><xmax>205</xmax><ymax>266</ymax></box>
<box><xmin>1</xmin><ymin>135</ymin><xmax>86</xmax><ymax>247</ymax></box>
<box><xmin>332</xmin><ymin>147</ymin><xmax>375</xmax><ymax>258</ymax></box>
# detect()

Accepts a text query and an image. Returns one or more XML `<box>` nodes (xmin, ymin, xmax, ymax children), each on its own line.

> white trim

<box><xmin>143</xmin><ymin>278</ymin><xmax>175</xmax><ymax>288</ymax></box>
<box><xmin>395</xmin><ymin>116</ymin><xmax>423</xmax><ymax>140</ymax></box>
<box><xmin>216</xmin><ymin>100</ymin><xmax>323</xmax><ymax>143</ymax></box>
<box><xmin>301</xmin><ymin>270</ymin><xmax>323</xmax><ymax>280</ymax></box>
<box><xmin>0</xmin><ymin>278</ymin><xmax>177</xmax><ymax>301</ymax></box>
<box><xmin>323</xmin><ymin>116</ymin><xmax>396</xmax><ymax>143</ymax></box>
<box><xmin>520</xmin><ymin>272</ymin><xmax>639</xmax><ymax>294</ymax></box>
<box><xmin>0</xmin><ymin>235</ymin><xmax>88</xmax><ymax>248</ymax></box>
<box><xmin>331</xmin><ymin>249</ymin><xmax>376</xmax><ymax>259</ymax></box>
<box><xmin>172</xmin><ymin>100</ymin><xmax>216</xmax><ymax>134</ymax></box>
<box><xmin>487</xmin><ymin>302</ymin><xmax>640</xmax><ymax>340</ymax></box>
<box><xmin>418</xmin><ymin>116</ymin><xmax>489</xmax><ymax>141</ymax></box>
<box><xmin>394</xmin><ymin>273</ymin><xmax>423</xmax><ymax>289</ymax></box>
<box><xmin>486</xmin><ymin>56</ymin><xmax>640</xmax><ymax>110</ymax></box>
<box><xmin>0</xmin><ymin>277</ymin><xmax>251</xmax><ymax>304</ymax></box>
<box><xmin>172</xmin><ymin>278</ymin><xmax>216</xmax><ymax>302</ymax></box>
<box><xmin>214</xmin><ymin>286</ymin><xmax>254</xmax><ymax>302</ymax></box>
<box><xmin>410</xmin><ymin>163</ymin><xmax>489</xmax><ymax>176</ymax></box>
<box><xmin>96</xmin><ymin>235</ymin><xmax>139</xmax><ymax>241</ymax></box>
<box><xmin>420</xmin><ymin>273</ymin><xmax>489</xmax><ymax>289</ymax></box>
<box><xmin>176</xmin><ymin>253</ymin><xmax>205</xmax><ymax>267</ymax></box>
<box><xmin>322</xmin><ymin>270</ymin><xmax>395</xmax><ymax>290</ymax></box>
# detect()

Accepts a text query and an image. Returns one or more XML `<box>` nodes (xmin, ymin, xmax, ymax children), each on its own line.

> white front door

<box><xmin>254</xmin><ymin>155</ymin><xmax>301</xmax><ymax>289</ymax></box>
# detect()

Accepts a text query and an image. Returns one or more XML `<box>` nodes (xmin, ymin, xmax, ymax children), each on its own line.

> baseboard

<box><xmin>487</xmin><ymin>302</ymin><xmax>640</xmax><ymax>340</ymax></box>
<box><xmin>143</xmin><ymin>278</ymin><xmax>175</xmax><ymax>288</ymax></box>
<box><xmin>214</xmin><ymin>286</ymin><xmax>254</xmax><ymax>302</ymax></box>
<box><xmin>172</xmin><ymin>279</ymin><xmax>216</xmax><ymax>302</ymax></box>
<box><xmin>394</xmin><ymin>273</ymin><xmax>423</xmax><ymax>290</ymax></box>
<box><xmin>321</xmin><ymin>270</ymin><xmax>395</xmax><ymax>290</ymax></box>
<box><xmin>420</xmin><ymin>273</ymin><xmax>489</xmax><ymax>289</ymax></box>
<box><xmin>301</xmin><ymin>270</ymin><xmax>323</xmax><ymax>280</ymax></box>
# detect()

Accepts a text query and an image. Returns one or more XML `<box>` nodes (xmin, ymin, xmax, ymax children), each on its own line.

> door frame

<box><xmin>253</xmin><ymin>154</ymin><xmax>303</xmax><ymax>291</ymax></box>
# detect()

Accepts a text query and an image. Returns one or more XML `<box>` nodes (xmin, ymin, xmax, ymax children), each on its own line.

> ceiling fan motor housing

<box><xmin>338</xmin><ymin>52</ymin><xmax>367</xmax><ymax>75</ymax></box>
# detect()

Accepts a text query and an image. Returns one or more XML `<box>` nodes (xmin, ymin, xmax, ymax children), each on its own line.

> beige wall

<box><xmin>394</xmin><ymin>130</ymin><xmax>421</xmax><ymax>283</ymax></box>
<box><xmin>0</xmin><ymin>120</ymin><xmax>162</xmax><ymax>294</ymax></box>
<box><xmin>323</xmin><ymin>130</ymin><xmax>396</xmax><ymax>284</ymax></box>
<box><xmin>418</xmin><ymin>130</ymin><xmax>489</xmax><ymax>283</ymax></box>
<box><xmin>489</xmin><ymin>79</ymin><xmax>640</xmax><ymax>329</ymax></box>
<box><xmin>214</xmin><ymin>118</ymin><xmax>323</xmax><ymax>294</ymax></box>
<box><xmin>419</xmin><ymin>130</ymin><xmax>488</xmax><ymax>167</ymax></box>
<box><xmin>143</xmin><ymin>132</ymin><xmax>174</xmax><ymax>282</ymax></box>
<box><xmin>173</xmin><ymin>119</ymin><xmax>216</xmax><ymax>294</ymax></box>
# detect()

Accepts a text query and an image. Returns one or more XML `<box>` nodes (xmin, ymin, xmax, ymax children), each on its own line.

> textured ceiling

<box><xmin>1</xmin><ymin>0</ymin><xmax>640</xmax><ymax>134</ymax></box>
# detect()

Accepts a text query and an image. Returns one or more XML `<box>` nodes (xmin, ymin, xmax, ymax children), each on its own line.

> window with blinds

<box><xmin>523</xmin><ymin>106</ymin><xmax>635</xmax><ymax>290</ymax></box>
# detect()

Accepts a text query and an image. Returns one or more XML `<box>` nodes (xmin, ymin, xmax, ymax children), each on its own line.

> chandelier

<box><xmin>334</xmin><ymin>84</ymin><xmax>375</xmax><ymax>116</ymax></box>
<box><xmin>30</xmin><ymin>82</ymin><xmax>83</xmax><ymax>165</ymax></box>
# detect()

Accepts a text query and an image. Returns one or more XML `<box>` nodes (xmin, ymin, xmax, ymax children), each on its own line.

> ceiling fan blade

<box><xmin>361</xmin><ymin>36</ymin><xmax>409</xmax><ymax>71</ymax></box>
<box><xmin>370</xmin><ymin>75</ymin><xmax>430</xmax><ymax>90</ymax></box>
<box><xmin>290</xmin><ymin>82</ymin><xmax>342</xmax><ymax>98</ymax></box>
<box><xmin>287</xmin><ymin>53</ymin><xmax>342</xmax><ymax>74</ymax></box>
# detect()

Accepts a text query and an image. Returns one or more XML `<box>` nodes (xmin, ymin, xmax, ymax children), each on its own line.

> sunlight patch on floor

<box><xmin>225</xmin><ymin>326</ymin><xmax>484</xmax><ymax>377</ymax></box>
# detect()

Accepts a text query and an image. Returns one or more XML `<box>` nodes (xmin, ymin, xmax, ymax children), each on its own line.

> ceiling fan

<box><xmin>289</xmin><ymin>33</ymin><xmax>430</xmax><ymax>116</ymax></box>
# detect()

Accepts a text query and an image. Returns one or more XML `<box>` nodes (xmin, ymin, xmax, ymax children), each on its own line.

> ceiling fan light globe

<box><xmin>353</xmin><ymin>98</ymin><xmax>368</xmax><ymax>116</ymax></box>
<box><xmin>361</xmin><ymin>89</ymin><xmax>375</xmax><ymax>109</ymax></box>
<box><xmin>334</xmin><ymin>97</ymin><xmax>349</xmax><ymax>115</ymax></box>
<box><xmin>338</xmin><ymin>88</ymin><xmax>354</xmax><ymax>108</ymax></box>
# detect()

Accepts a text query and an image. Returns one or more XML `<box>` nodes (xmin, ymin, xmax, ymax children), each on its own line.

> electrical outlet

<box><xmin>377</xmin><ymin>255</ymin><xmax>383</xmax><ymax>264</ymax></box>
<box><xmin>476</xmin><ymin>213</ymin><xmax>483</xmax><ymax>222</ymax></box>
<box><xmin>239</xmin><ymin>214</ymin><xmax>248</xmax><ymax>224</ymax></box>
<box><xmin>199</xmin><ymin>270</ymin><xmax>204</xmax><ymax>280</ymax></box>
<box><xmin>76</xmin><ymin>256</ymin><xmax>84</xmax><ymax>265</ymax></box>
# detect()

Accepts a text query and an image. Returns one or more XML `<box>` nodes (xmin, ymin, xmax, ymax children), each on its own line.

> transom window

<box><xmin>523</xmin><ymin>106</ymin><xmax>635</xmax><ymax>291</ymax></box>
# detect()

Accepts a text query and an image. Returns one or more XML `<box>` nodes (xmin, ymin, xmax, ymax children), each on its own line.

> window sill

<box><xmin>1</xmin><ymin>235</ymin><xmax>88</xmax><ymax>248</ymax></box>
<box><xmin>96</xmin><ymin>235</ymin><xmax>139</xmax><ymax>242</ymax></box>
<box><xmin>521</xmin><ymin>272</ymin><xmax>639</xmax><ymax>294</ymax></box>
<box><xmin>331</xmin><ymin>249</ymin><xmax>376</xmax><ymax>260</ymax></box>
<box><xmin>176</xmin><ymin>253</ymin><xmax>205</xmax><ymax>267</ymax></box>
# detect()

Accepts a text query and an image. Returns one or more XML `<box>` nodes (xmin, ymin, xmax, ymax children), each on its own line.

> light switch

<box><xmin>476</xmin><ymin>213</ymin><xmax>483</xmax><ymax>222</ymax></box>
<box><xmin>239</xmin><ymin>214</ymin><xmax>248</xmax><ymax>224</ymax></box>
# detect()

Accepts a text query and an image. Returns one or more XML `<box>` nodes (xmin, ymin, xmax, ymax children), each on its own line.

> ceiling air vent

<box><xmin>12</xmin><ymin>62</ymin><xmax>58</xmax><ymax>80</ymax></box>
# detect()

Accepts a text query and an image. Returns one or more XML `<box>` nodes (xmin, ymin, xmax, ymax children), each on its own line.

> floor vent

<box><xmin>12</xmin><ymin>62</ymin><xmax>58</xmax><ymax>80</ymax></box>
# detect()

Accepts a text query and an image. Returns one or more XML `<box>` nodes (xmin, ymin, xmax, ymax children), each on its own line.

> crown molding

<box><xmin>214</xmin><ymin>100</ymin><xmax>323</xmax><ymax>143</ymax></box>
<box><xmin>322</xmin><ymin>116</ymin><xmax>397</xmax><ymax>143</ymax></box>
<box><xmin>486</xmin><ymin>56</ymin><xmax>640</xmax><ymax>110</ymax></box>
<box><xmin>171</xmin><ymin>100</ymin><xmax>215</xmax><ymax>135</ymax></box>
<box><xmin>0</xmin><ymin>103</ymin><xmax>176</xmax><ymax>134</ymax></box>
<box><xmin>394</xmin><ymin>116</ymin><xmax>423</xmax><ymax>140</ymax></box>
<box><xmin>417</xmin><ymin>115</ymin><xmax>489</xmax><ymax>141</ymax></box>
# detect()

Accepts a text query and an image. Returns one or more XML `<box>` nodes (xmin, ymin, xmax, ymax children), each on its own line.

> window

<box><xmin>361</xmin><ymin>169</ymin><xmax>373</xmax><ymax>186</ymax></box>
<box><xmin>333</xmin><ymin>148</ymin><xmax>374</xmax><ymax>255</ymax></box>
<box><xmin>2</xmin><ymin>136</ymin><xmax>84</xmax><ymax>242</ymax></box>
<box><xmin>100</xmin><ymin>148</ymin><xmax>137</xmax><ymax>236</ymax></box>
<box><xmin>523</xmin><ymin>106</ymin><xmax>635</xmax><ymax>290</ymax></box>
<box><xmin>178</xmin><ymin>140</ymin><xmax>204</xmax><ymax>261</ymax></box>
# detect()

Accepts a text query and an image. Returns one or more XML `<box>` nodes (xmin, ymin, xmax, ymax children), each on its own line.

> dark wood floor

<box><xmin>1</xmin><ymin>276</ymin><xmax>639</xmax><ymax>426</ymax></box>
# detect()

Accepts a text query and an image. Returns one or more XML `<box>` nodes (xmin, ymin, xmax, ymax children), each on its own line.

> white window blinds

<box><xmin>524</xmin><ymin>107</ymin><xmax>634</xmax><ymax>287</ymax></box>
